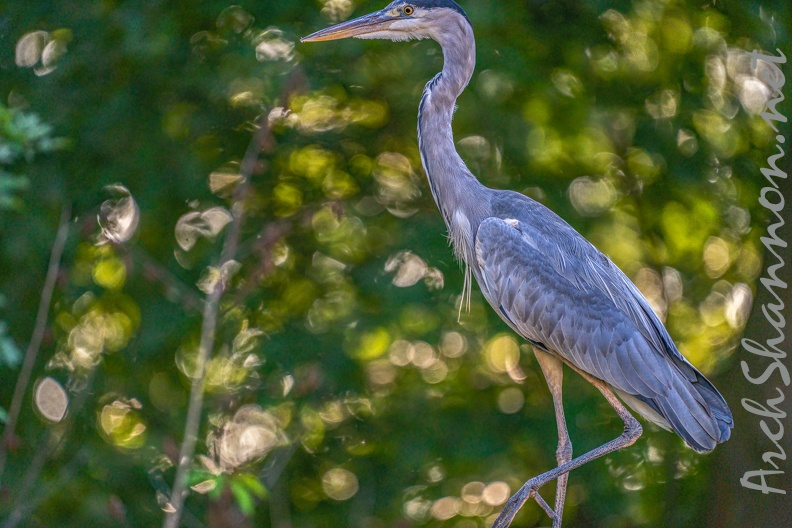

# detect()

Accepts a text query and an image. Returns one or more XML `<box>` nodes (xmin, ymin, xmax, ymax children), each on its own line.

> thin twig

<box><xmin>130</xmin><ymin>246</ymin><xmax>204</xmax><ymax>313</ymax></box>
<box><xmin>231</xmin><ymin>221</ymin><xmax>293</xmax><ymax>306</ymax></box>
<box><xmin>0</xmin><ymin>204</ymin><xmax>71</xmax><ymax>484</ymax></box>
<box><xmin>163</xmin><ymin>115</ymin><xmax>273</xmax><ymax>528</ymax></box>
<box><xmin>1</xmin><ymin>447</ymin><xmax>89</xmax><ymax>528</ymax></box>
<box><xmin>261</xmin><ymin>443</ymin><xmax>300</xmax><ymax>528</ymax></box>
<box><xmin>2</xmin><ymin>369</ymin><xmax>94</xmax><ymax>528</ymax></box>
<box><xmin>79</xmin><ymin>204</ymin><xmax>204</xmax><ymax>314</ymax></box>
<box><xmin>2</xmin><ymin>434</ymin><xmax>51</xmax><ymax>526</ymax></box>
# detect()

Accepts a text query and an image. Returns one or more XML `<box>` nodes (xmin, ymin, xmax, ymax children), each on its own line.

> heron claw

<box><xmin>491</xmin><ymin>477</ymin><xmax>560</xmax><ymax>528</ymax></box>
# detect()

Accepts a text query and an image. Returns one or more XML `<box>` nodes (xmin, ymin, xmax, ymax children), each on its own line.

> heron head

<box><xmin>301</xmin><ymin>0</ymin><xmax>471</xmax><ymax>44</ymax></box>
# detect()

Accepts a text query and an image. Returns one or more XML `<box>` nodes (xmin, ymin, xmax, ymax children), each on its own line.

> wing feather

<box><xmin>474</xmin><ymin>217</ymin><xmax>670</xmax><ymax>396</ymax></box>
<box><xmin>473</xmin><ymin>213</ymin><xmax>731</xmax><ymax>451</ymax></box>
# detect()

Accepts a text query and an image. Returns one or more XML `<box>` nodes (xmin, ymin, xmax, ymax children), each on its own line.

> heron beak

<box><xmin>301</xmin><ymin>11</ymin><xmax>392</xmax><ymax>42</ymax></box>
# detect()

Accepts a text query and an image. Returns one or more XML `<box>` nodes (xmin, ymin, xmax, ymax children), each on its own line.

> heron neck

<box><xmin>418</xmin><ymin>17</ymin><xmax>485</xmax><ymax>230</ymax></box>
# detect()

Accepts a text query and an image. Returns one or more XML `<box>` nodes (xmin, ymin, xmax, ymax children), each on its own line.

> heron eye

<box><xmin>402</xmin><ymin>5</ymin><xmax>414</xmax><ymax>15</ymax></box>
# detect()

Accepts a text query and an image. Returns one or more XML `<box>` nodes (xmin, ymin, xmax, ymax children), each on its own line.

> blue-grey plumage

<box><xmin>303</xmin><ymin>1</ymin><xmax>733</xmax><ymax>525</ymax></box>
<box><xmin>474</xmin><ymin>203</ymin><xmax>733</xmax><ymax>452</ymax></box>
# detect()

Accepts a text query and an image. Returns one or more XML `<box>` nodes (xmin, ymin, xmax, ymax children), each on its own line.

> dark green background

<box><xmin>1</xmin><ymin>0</ymin><xmax>790</xmax><ymax>526</ymax></box>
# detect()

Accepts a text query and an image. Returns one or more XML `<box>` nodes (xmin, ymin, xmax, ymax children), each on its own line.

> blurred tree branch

<box><xmin>130</xmin><ymin>246</ymin><xmax>205</xmax><ymax>314</ymax></box>
<box><xmin>2</xmin><ymin>369</ymin><xmax>95</xmax><ymax>528</ymax></box>
<box><xmin>163</xmin><ymin>112</ymin><xmax>275</xmax><ymax>528</ymax></box>
<box><xmin>1</xmin><ymin>447</ymin><xmax>90</xmax><ymax>528</ymax></box>
<box><xmin>0</xmin><ymin>204</ymin><xmax>70</xmax><ymax>485</ymax></box>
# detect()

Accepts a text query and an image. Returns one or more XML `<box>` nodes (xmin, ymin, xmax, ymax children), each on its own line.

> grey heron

<box><xmin>302</xmin><ymin>1</ymin><xmax>733</xmax><ymax>526</ymax></box>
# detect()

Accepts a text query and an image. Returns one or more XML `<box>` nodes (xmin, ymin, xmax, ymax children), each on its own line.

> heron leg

<box><xmin>534</xmin><ymin>350</ymin><xmax>572</xmax><ymax>528</ymax></box>
<box><xmin>492</xmin><ymin>366</ymin><xmax>642</xmax><ymax>528</ymax></box>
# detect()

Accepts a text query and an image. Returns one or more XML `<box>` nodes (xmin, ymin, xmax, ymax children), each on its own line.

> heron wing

<box><xmin>474</xmin><ymin>214</ymin><xmax>729</xmax><ymax>450</ymax></box>
<box><xmin>473</xmin><ymin>216</ymin><xmax>670</xmax><ymax>396</ymax></box>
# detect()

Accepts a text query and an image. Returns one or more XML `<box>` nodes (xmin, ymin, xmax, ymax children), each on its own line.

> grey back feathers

<box><xmin>473</xmin><ymin>196</ymin><xmax>732</xmax><ymax>451</ymax></box>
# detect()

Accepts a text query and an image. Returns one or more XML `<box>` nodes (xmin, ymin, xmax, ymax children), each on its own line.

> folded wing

<box><xmin>473</xmin><ymin>213</ymin><xmax>732</xmax><ymax>452</ymax></box>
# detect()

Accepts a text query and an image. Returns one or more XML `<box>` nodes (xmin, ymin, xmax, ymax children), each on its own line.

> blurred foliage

<box><xmin>0</xmin><ymin>0</ymin><xmax>789</xmax><ymax>527</ymax></box>
<box><xmin>0</xmin><ymin>103</ymin><xmax>66</xmax><ymax>211</ymax></box>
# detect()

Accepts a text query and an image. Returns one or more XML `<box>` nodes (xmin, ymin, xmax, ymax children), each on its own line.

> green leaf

<box><xmin>186</xmin><ymin>468</ymin><xmax>216</xmax><ymax>486</ymax></box>
<box><xmin>208</xmin><ymin>475</ymin><xmax>226</xmax><ymax>500</ymax></box>
<box><xmin>236</xmin><ymin>473</ymin><xmax>268</xmax><ymax>499</ymax></box>
<box><xmin>229</xmin><ymin>479</ymin><xmax>255</xmax><ymax>516</ymax></box>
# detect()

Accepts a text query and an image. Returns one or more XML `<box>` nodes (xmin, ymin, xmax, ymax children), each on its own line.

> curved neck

<box><xmin>418</xmin><ymin>15</ymin><xmax>483</xmax><ymax>226</ymax></box>
<box><xmin>430</xmin><ymin>18</ymin><xmax>476</xmax><ymax>104</ymax></box>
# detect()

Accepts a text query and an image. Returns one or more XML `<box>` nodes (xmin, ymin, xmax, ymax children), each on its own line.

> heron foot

<box><xmin>491</xmin><ymin>475</ymin><xmax>560</xmax><ymax>528</ymax></box>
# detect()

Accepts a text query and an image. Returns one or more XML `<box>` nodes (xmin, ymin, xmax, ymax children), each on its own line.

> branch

<box><xmin>130</xmin><ymin>246</ymin><xmax>205</xmax><ymax>313</ymax></box>
<box><xmin>0</xmin><ymin>446</ymin><xmax>88</xmax><ymax>528</ymax></box>
<box><xmin>0</xmin><ymin>204</ymin><xmax>71</xmax><ymax>484</ymax></box>
<box><xmin>231</xmin><ymin>220</ymin><xmax>293</xmax><ymax>306</ymax></box>
<box><xmin>162</xmin><ymin>114</ymin><xmax>273</xmax><ymax>528</ymax></box>
<box><xmin>1</xmin><ymin>369</ymin><xmax>94</xmax><ymax>528</ymax></box>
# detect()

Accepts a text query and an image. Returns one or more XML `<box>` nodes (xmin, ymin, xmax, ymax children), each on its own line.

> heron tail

<box><xmin>617</xmin><ymin>364</ymin><xmax>733</xmax><ymax>453</ymax></box>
